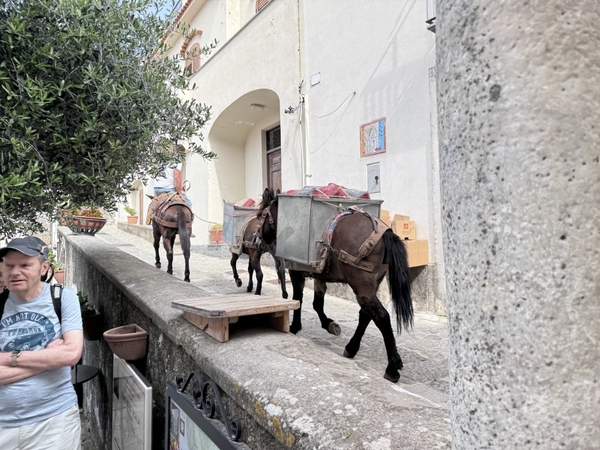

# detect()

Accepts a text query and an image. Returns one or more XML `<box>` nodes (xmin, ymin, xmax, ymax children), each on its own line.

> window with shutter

<box><xmin>184</xmin><ymin>59</ymin><xmax>193</xmax><ymax>75</ymax></box>
<box><xmin>189</xmin><ymin>44</ymin><xmax>201</xmax><ymax>73</ymax></box>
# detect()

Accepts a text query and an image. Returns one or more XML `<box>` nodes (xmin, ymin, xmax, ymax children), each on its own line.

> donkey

<box><xmin>230</xmin><ymin>215</ymin><xmax>288</xmax><ymax>298</ymax></box>
<box><xmin>148</xmin><ymin>193</ymin><xmax>193</xmax><ymax>282</ymax></box>
<box><xmin>256</xmin><ymin>188</ymin><xmax>413</xmax><ymax>382</ymax></box>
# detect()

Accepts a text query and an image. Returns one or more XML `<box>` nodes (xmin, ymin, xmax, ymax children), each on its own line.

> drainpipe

<box><xmin>296</xmin><ymin>0</ymin><xmax>310</xmax><ymax>188</ymax></box>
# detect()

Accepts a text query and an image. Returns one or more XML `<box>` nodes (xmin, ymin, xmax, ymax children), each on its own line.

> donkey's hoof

<box><xmin>383</xmin><ymin>371</ymin><xmax>400</xmax><ymax>383</ymax></box>
<box><xmin>235</xmin><ymin>279</ymin><xmax>242</xmax><ymax>287</ymax></box>
<box><xmin>155</xmin><ymin>263</ymin><xmax>161</xmax><ymax>269</ymax></box>
<box><xmin>282</xmin><ymin>292</ymin><xmax>289</xmax><ymax>299</ymax></box>
<box><xmin>328</xmin><ymin>322</ymin><xmax>341</xmax><ymax>336</ymax></box>
<box><xmin>246</xmin><ymin>286</ymin><xmax>253</xmax><ymax>293</ymax></box>
<box><xmin>343</xmin><ymin>343</ymin><xmax>358</xmax><ymax>358</ymax></box>
<box><xmin>290</xmin><ymin>324</ymin><xmax>301</xmax><ymax>334</ymax></box>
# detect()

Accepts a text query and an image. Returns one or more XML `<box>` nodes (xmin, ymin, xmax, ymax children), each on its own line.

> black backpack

<box><xmin>0</xmin><ymin>284</ymin><xmax>63</xmax><ymax>323</ymax></box>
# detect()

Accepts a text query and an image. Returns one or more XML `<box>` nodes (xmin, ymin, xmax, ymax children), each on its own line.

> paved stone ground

<box><xmin>79</xmin><ymin>223</ymin><xmax>450</xmax><ymax>448</ymax></box>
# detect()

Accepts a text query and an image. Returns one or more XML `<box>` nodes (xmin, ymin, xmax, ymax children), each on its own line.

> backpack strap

<box><xmin>0</xmin><ymin>289</ymin><xmax>9</xmax><ymax>320</ymax></box>
<box><xmin>51</xmin><ymin>284</ymin><xmax>63</xmax><ymax>324</ymax></box>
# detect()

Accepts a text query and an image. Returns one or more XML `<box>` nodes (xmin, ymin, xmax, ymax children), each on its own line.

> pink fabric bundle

<box><xmin>284</xmin><ymin>183</ymin><xmax>370</xmax><ymax>200</ymax></box>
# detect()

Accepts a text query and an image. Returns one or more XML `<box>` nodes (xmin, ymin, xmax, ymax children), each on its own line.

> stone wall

<box><xmin>59</xmin><ymin>229</ymin><xmax>285</xmax><ymax>450</ymax></box>
<box><xmin>436</xmin><ymin>1</ymin><xmax>600</xmax><ymax>447</ymax></box>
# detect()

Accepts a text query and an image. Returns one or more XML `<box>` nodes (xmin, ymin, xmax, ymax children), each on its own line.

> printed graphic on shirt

<box><xmin>156</xmin><ymin>168</ymin><xmax>167</xmax><ymax>179</ymax></box>
<box><xmin>0</xmin><ymin>312</ymin><xmax>56</xmax><ymax>351</ymax></box>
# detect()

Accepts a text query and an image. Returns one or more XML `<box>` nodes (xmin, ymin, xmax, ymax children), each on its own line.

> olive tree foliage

<box><xmin>0</xmin><ymin>0</ymin><xmax>216</xmax><ymax>238</ymax></box>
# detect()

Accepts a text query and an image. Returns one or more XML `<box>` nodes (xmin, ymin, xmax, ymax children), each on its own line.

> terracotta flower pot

<box><xmin>103</xmin><ymin>324</ymin><xmax>148</xmax><ymax>360</ymax></box>
<box><xmin>209</xmin><ymin>229</ymin><xmax>223</xmax><ymax>244</ymax></box>
<box><xmin>70</xmin><ymin>216</ymin><xmax>107</xmax><ymax>235</ymax></box>
<box><xmin>127</xmin><ymin>215</ymin><xmax>138</xmax><ymax>225</ymax></box>
<box><xmin>53</xmin><ymin>269</ymin><xmax>65</xmax><ymax>284</ymax></box>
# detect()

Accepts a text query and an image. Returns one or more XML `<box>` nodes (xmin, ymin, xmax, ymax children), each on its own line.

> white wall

<box><xmin>165</xmin><ymin>0</ymin><xmax>301</xmax><ymax>241</ymax></box>
<box><xmin>301</xmin><ymin>0</ymin><xmax>437</xmax><ymax>244</ymax></box>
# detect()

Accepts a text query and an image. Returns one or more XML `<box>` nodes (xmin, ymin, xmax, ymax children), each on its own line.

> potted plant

<box><xmin>69</xmin><ymin>207</ymin><xmax>106</xmax><ymax>235</ymax></box>
<box><xmin>48</xmin><ymin>248</ymin><xmax>65</xmax><ymax>284</ymax></box>
<box><xmin>209</xmin><ymin>223</ymin><xmax>223</xmax><ymax>244</ymax></box>
<box><xmin>124</xmin><ymin>205</ymin><xmax>138</xmax><ymax>225</ymax></box>
<box><xmin>78</xmin><ymin>291</ymin><xmax>103</xmax><ymax>341</ymax></box>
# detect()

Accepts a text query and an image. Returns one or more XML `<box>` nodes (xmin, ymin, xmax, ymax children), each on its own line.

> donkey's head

<box><xmin>256</xmin><ymin>188</ymin><xmax>279</xmax><ymax>245</ymax></box>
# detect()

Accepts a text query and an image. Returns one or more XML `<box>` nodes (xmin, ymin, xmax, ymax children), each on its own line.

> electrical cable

<box><xmin>304</xmin><ymin>91</ymin><xmax>356</xmax><ymax>119</ymax></box>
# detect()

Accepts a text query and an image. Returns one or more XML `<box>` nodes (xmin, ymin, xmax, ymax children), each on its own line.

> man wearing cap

<box><xmin>0</xmin><ymin>237</ymin><xmax>83</xmax><ymax>449</ymax></box>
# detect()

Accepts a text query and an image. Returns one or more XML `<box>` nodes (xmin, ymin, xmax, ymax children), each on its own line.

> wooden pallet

<box><xmin>172</xmin><ymin>294</ymin><xmax>300</xmax><ymax>342</ymax></box>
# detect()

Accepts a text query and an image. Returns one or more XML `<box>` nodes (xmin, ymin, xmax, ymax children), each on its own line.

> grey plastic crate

<box><xmin>222</xmin><ymin>201</ymin><xmax>259</xmax><ymax>246</ymax></box>
<box><xmin>276</xmin><ymin>195</ymin><xmax>383</xmax><ymax>268</ymax></box>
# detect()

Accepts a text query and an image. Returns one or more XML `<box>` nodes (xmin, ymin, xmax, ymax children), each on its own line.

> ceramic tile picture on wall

<box><xmin>360</xmin><ymin>117</ymin><xmax>386</xmax><ymax>157</ymax></box>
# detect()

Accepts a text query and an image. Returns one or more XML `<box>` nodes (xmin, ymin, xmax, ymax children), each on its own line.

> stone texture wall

<box><xmin>60</xmin><ymin>230</ymin><xmax>284</xmax><ymax>450</ymax></box>
<box><xmin>436</xmin><ymin>0</ymin><xmax>600</xmax><ymax>448</ymax></box>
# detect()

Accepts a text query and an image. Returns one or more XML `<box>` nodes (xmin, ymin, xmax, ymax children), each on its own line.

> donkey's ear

<box><xmin>275</xmin><ymin>189</ymin><xmax>281</xmax><ymax>195</ymax></box>
<box><xmin>262</xmin><ymin>188</ymin><xmax>270</xmax><ymax>200</ymax></box>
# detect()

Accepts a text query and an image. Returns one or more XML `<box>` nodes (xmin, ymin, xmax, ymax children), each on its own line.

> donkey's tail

<box><xmin>383</xmin><ymin>229</ymin><xmax>413</xmax><ymax>333</ymax></box>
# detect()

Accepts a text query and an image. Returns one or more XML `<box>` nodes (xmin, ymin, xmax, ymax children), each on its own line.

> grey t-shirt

<box><xmin>0</xmin><ymin>284</ymin><xmax>82</xmax><ymax>427</ymax></box>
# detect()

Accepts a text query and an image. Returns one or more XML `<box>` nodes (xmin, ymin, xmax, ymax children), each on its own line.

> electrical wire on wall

<box><xmin>307</xmin><ymin>91</ymin><xmax>357</xmax><ymax>155</ymax></box>
<box><xmin>304</xmin><ymin>91</ymin><xmax>356</xmax><ymax>119</ymax></box>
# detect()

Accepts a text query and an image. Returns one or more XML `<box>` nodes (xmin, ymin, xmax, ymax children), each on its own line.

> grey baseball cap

<box><xmin>0</xmin><ymin>236</ymin><xmax>50</xmax><ymax>260</ymax></box>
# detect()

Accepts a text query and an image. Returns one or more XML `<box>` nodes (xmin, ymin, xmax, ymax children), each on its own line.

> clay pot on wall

<box><xmin>103</xmin><ymin>324</ymin><xmax>148</xmax><ymax>360</ymax></box>
<box><xmin>70</xmin><ymin>216</ymin><xmax>107</xmax><ymax>235</ymax></box>
<box><xmin>53</xmin><ymin>269</ymin><xmax>65</xmax><ymax>284</ymax></box>
<box><xmin>127</xmin><ymin>215</ymin><xmax>139</xmax><ymax>225</ymax></box>
<box><xmin>209</xmin><ymin>229</ymin><xmax>223</xmax><ymax>244</ymax></box>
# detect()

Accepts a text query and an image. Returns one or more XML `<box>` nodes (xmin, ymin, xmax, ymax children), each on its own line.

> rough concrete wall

<box><xmin>61</xmin><ymin>232</ymin><xmax>284</xmax><ymax>450</ymax></box>
<box><xmin>436</xmin><ymin>1</ymin><xmax>600</xmax><ymax>448</ymax></box>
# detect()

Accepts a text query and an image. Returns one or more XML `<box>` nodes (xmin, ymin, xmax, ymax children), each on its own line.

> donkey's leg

<box><xmin>181</xmin><ymin>232</ymin><xmax>191</xmax><ymax>283</ymax></box>
<box><xmin>163</xmin><ymin>233</ymin><xmax>175</xmax><ymax>275</ymax></box>
<box><xmin>246</xmin><ymin>257</ymin><xmax>254</xmax><ymax>293</ymax></box>
<box><xmin>271</xmin><ymin>251</ymin><xmax>288</xmax><ymax>299</ymax></box>
<box><xmin>289</xmin><ymin>270</ymin><xmax>305</xmax><ymax>334</ymax></box>
<box><xmin>343</xmin><ymin>309</ymin><xmax>372</xmax><ymax>358</ymax></box>
<box><xmin>153</xmin><ymin>226</ymin><xmax>162</xmax><ymax>269</ymax></box>
<box><xmin>344</xmin><ymin>272</ymin><xmax>384</xmax><ymax>357</ymax></box>
<box><xmin>313</xmin><ymin>279</ymin><xmax>341</xmax><ymax>336</ymax></box>
<box><xmin>362</xmin><ymin>295</ymin><xmax>403</xmax><ymax>383</ymax></box>
<box><xmin>250</xmin><ymin>250</ymin><xmax>264</xmax><ymax>296</ymax></box>
<box><xmin>230</xmin><ymin>253</ymin><xmax>243</xmax><ymax>287</ymax></box>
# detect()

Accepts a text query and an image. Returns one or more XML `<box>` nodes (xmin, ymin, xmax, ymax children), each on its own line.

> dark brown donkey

<box><xmin>256</xmin><ymin>188</ymin><xmax>413</xmax><ymax>382</ymax></box>
<box><xmin>148</xmin><ymin>193</ymin><xmax>193</xmax><ymax>282</ymax></box>
<box><xmin>229</xmin><ymin>215</ymin><xmax>288</xmax><ymax>298</ymax></box>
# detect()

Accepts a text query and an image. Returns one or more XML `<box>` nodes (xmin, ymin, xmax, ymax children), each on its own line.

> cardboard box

<box><xmin>404</xmin><ymin>239</ymin><xmax>428</xmax><ymax>267</ymax></box>
<box><xmin>392</xmin><ymin>214</ymin><xmax>410</xmax><ymax>222</ymax></box>
<box><xmin>380</xmin><ymin>209</ymin><xmax>392</xmax><ymax>226</ymax></box>
<box><xmin>392</xmin><ymin>218</ymin><xmax>416</xmax><ymax>240</ymax></box>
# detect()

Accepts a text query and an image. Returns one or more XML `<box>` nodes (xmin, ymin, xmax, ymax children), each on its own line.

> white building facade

<box><xmin>156</xmin><ymin>0</ymin><xmax>445</xmax><ymax>313</ymax></box>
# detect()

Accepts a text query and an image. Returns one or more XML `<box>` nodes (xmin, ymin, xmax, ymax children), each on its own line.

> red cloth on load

<box><xmin>284</xmin><ymin>184</ymin><xmax>370</xmax><ymax>199</ymax></box>
<box><xmin>234</xmin><ymin>198</ymin><xmax>256</xmax><ymax>207</ymax></box>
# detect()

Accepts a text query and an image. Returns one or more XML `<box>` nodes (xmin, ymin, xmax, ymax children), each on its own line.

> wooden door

<box><xmin>266</xmin><ymin>126</ymin><xmax>281</xmax><ymax>193</ymax></box>
<box><xmin>267</xmin><ymin>150</ymin><xmax>282</xmax><ymax>193</ymax></box>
